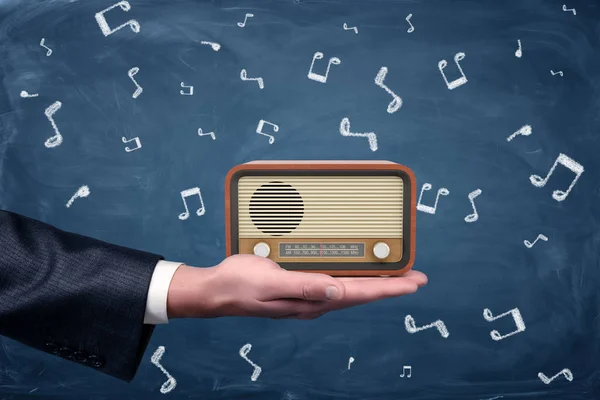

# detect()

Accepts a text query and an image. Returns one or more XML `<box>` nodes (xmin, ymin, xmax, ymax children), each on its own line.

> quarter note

<box><xmin>339</xmin><ymin>117</ymin><xmax>378</xmax><ymax>152</ymax></box>
<box><xmin>128</xmin><ymin>67</ymin><xmax>143</xmax><ymax>99</ymax></box>
<box><xmin>438</xmin><ymin>52</ymin><xmax>468</xmax><ymax>90</ymax></box>
<box><xmin>374</xmin><ymin>67</ymin><xmax>403</xmax><ymax>113</ymax></box>
<box><xmin>405</xmin><ymin>315</ymin><xmax>449</xmax><ymax>338</ymax></box>
<box><xmin>416</xmin><ymin>183</ymin><xmax>449</xmax><ymax>214</ymax></box>
<box><xmin>180</xmin><ymin>82</ymin><xmax>193</xmax><ymax>95</ymax></box>
<box><xmin>39</xmin><ymin>38</ymin><xmax>52</xmax><ymax>56</ymax></box>
<box><xmin>538</xmin><ymin>368</ymin><xmax>573</xmax><ymax>384</ymax></box>
<box><xmin>465</xmin><ymin>188</ymin><xmax>481</xmax><ymax>223</ymax></box>
<box><xmin>150</xmin><ymin>346</ymin><xmax>177</xmax><ymax>394</ymax></box>
<box><xmin>200</xmin><ymin>41</ymin><xmax>221</xmax><ymax>51</ymax></box>
<box><xmin>406</xmin><ymin>14</ymin><xmax>414</xmax><ymax>33</ymax></box>
<box><xmin>483</xmin><ymin>307</ymin><xmax>526</xmax><ymax>341</ymax></box>
<box><xmin>529</xmin><ymin>153</ymin><xmax>584</xmax><ymax>202</ymax></box>
<box><xmin>44</xmin><ymin>101</ymin><xmax>63</xmax><ymax>148</ymax></box>
<box><xmin>94</xmin><ymin>1</ymin><xmax>140</xmax><ymax>37</ymax></box>
<box><xmin>20</xmin><ymin>90</ymin><xmax>39</xmax><ymax>98</ymax></box>
<box><xmin>256</xmin><ymin>119</ymin><xmax>278</xmax><ymax>144</ymax></box>
<box><xmin>239</xmin><ymin>343</ymin><xmax>262</xmax><ymax>381</ymax></box>
<box><xmin>178</xmin><ymin>187</ymin><xmax>205</xmax><ymax>220</ymax></box>
<box><xmin>347</xmin><ymin>357</ymin><xmax>354</xmax><ymax>370</ymax></box>
<box><xmin>307</xmin><ymin>52</ymin><xmax>341</xmax><ymax>83</ymax></box>
<box><xmin>66</xmin><ymin>185</ymin><xmax>90</xmax><ymax>208</ymax></box>
<box><xmin>122</xmin><ymin>136</ymin><xmax>142</xmax><ymax>152</ymax></box>
<box><xmin>399</xmin><ymin>365</ymin><xmax>412</xmax><ymax>378</ymax></box>
<box><xmin>524</xmin><ymin>234</ymin><xmax>548</xmax><ymax>248</ymax></box>
<box><xmin>237</xmin><ymin>13</ymin><xmax>254</xmax><ymax>28</ymax></box>
<box><xmin>197</xmin><ymin>128</ymin><xmax>216</xmax><ymax>140</ymax></box>
<box><xmin>515</xmin><ymin>39</ymin><xmax>522</xmax><ymax>58</ymax></box>
<box><xmin>240</xmin><ymin>69</ymin><xmax>264</xmax><ymax>89</ymax></box>
<box><xmin>506</xmin><ymin>124</ymin><xmax>532</xmax><ymax>142</ymax></box>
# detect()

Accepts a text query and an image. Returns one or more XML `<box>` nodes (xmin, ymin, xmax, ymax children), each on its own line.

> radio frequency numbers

<box><xmin>279</xmin><ymin>243</ymin><xmax>365</xmax><ymax>257</ymax></box>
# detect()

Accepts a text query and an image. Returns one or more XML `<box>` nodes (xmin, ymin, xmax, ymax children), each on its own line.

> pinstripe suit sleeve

<box><xmin>0</xmin><ymin>210</ymin><xmax>164</xmax><ymax>382</ymax></box>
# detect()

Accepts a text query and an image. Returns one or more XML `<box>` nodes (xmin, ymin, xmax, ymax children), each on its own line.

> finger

<box><xmin>339</xmin><ymin>270</ymin><xmax>428</xmax><ymax>287</ymax></box>
<box><xmin>261</xmin><ymin>269</ymin><xmax>345</xmax><ymax>301</ymax></box>
<box><xmin>329</xmin><ymin>278</ymin><xmax>419</xmax><ymax>310</ymax></box>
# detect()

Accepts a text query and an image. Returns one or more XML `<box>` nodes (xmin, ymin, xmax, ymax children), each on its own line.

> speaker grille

<box><xmin>249</xmin><ymin>181</ymin><xmax>304</xmax><ymax>236</ymax></box>
<box><xmin>238</xmin><ymin>176</ymin><xmax>403</xmax><ymax>238</ymax></box>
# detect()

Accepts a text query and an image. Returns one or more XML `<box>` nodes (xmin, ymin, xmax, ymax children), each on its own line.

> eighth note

<box><xmin>406</xmin><ymin>14</ymin><xmax>414</xmax><ymax>33</ymax></box>
<box><xmin>524</xmin><ymin>234</ymin><xmax>548</xmax><ymax>248</ymax></box>
<box><xmin>239</xmin><ymin>343</ymin><xmax>262</xmax><ymax>381</ymax></box>
<box><xmin>150</xmin><ymin>346</ymin><xmax>177</xmax><ymax>394</ymax></box>
<box><xmin>20</xmin><ymin>90</ymin><xmax>39</xmax><ymax>98</ymax></box>
<box><xmin>44</xmin><ymin>101</ymin><xmax>63</xmax><ymax>148</ymax></box>
<box><xmin>507</xmin><ymin>124</ymin><xmax>532</xmax><ymax>142</ymax></box>
<box><xmin>530</xmin><ymin>153</ymin><xmax>584</xmax><ymax>202</ymax></box>
<box><xmin>405</xmin><ymin>315</ymin><xmax>449</xmax><ymax>338</ymax></box>
<box><xmin>438</xmin><ymin>52</ymin><xmax>468</xmax><ymax>90</ymax></box>
<box><xmin>40</xmin><ymin>38</ymin><xmax>52</xmax><ymax>56</ymax></box>
<box><xmin>237</xmin><ymin>13</ymin><xmax>254</xmax><ymax>28</ymax></box>
<box><xmin>198</xmin><ymin>128</ymin><xmax>216</xmax><ymax>140</ymax></box>
<box><xmin>551</xmin><ymin>70</ymin><xmax>564</xmax><ymax>77</ymax></box>
<box><xmin>66</xmin><ymin>185</ymin><xmax>91</xmax><ymax>208</ymax></box>
<box><xmin>343</xmin><ymin>23</ymin><xmax>358</xmax><ymax>34</ymax></box>
<box><xmin>307</xmin><ymin>51</ymin><xmax>341</xmax><ymax>84</ymax></box>
<box><xmin>399</xmin><ymin>365</ymin><xmax>412</xmax><ymax>378</ymax></box>
<box><xmin>464</xmin><ymin>188</ymin><xmax>481</xmax><ymax>223</ymax></box>
<box><xmin>562</xmin><ymin>4</ymin><xmax>576</xmax><ymax>15</ymax></box>
<box><xmin>515</xmin><ymin>39</ymin><xmax>522</xmax><ymax>58</ymax></box>
<box><xmin>122</xmin><ymin>136</ymin><xmax>142</xmax><ymax>152</ymax></box>
<box><xmin>180</xmin><ymin>82</ymin><xmax>193</xmax><ymax>95</ymax></box>
<box><xmin>240</xmin><ymin>69</ymin><xmax>264</xmax><ymax>89</ymax></box>
<box><xmin>374</xmin><ymin>66</ymin><xmax>403</xmax><ymax>114</ymax></box>
<box><xmin>538</xmin><ymin>368</ymin><xmax>573</xmax><ymax>384</ymax></box>
<box><xmin>178</xmin><ymin>187</ymin><xmax>206</xmax><ymax>220</ymax></box>
<box><xmin>128</xmin><ymin>67</ymin><xmax>143</xmax><ymax>98</ymax></box>
<box><xmin>256</xmin><ymin>119</ymin><xmax>279</xmax><ymax>144</ymax></box>
<box><xmin>416</xmin><ymin>183</ymin><xmax>449</xmax><ymax>214</ymax></box>
<box><xmin>483</xmin><ymin>307</ymin><xmax>526</xmax><ymax>341</ymax></box>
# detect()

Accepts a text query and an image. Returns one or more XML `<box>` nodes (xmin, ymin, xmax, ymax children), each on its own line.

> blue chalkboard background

<box><xmin>1</xmin><ymin>0</ymin><xmax>600</xmax><ymax>399</ymax></box>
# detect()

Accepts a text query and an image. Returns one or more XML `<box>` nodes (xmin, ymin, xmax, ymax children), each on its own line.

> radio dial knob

<box><xmin>253</xmin><ymin>242</ymin><xmax>271</xmax><ymax>258</ymax></box>
<box><xmin>373</xmin><ymin>242</ymin><xmax>390</xmax><ymax>259</ymax></box>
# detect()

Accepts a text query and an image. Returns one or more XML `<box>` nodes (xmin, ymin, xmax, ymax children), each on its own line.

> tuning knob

<box><xmin>373</xmin><ymin>242</ymin><xmax>390</xmax><ymax>259</ymax></box>
<box><xmin>253</xmin><ymin>242</ymin><xmax>271</xmax><ymax>258</ymax></box>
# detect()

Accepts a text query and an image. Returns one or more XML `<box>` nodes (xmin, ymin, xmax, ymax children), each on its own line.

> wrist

<box><xmin>166</xmin><ymin>264</ymin><xmax>218</xmax><ymax>319</ymax></box>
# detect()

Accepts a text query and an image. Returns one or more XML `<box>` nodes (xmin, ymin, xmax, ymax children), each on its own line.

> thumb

<box><xmin>266</xmin><ymin>269</ymin><xmax>346</xmax><ymax>301</ymax></box>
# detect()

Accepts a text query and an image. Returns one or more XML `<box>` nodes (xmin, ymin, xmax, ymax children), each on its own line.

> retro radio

<box><xmin>225</xmin><ymin>161</ymin><xmax>416</xmax><ymax>276</ymax></box>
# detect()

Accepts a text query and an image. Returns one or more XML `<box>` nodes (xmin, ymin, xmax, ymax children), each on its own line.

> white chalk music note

<box><xmin>237</xmin><ymin>13</ymin><xmax>254</xmax><ymax>27</ymax></box>
<box><xmin>524</xmin><ymin>234</ymin><xmax>548</xmax><ymax>248</ymax></box>
<box><xmin>66</xmin><ymin>185</ymin><xmax>90</xmax><ymax>208</ymax></box>
<box><xmin>39</xmin><ymin>38</ymin><xmax>52</xmax><ymax>56</ymax></box>
<box><xmin>239</xmin><ymin>344</ymin><xmax>262</xmax><ymax>381</ymax></box>
<box><xmin>256</xmin><ymin>119</ymin><xmax>279</xmax><ymax>144</ymax></box>
<box><xmin>374</xmin><ymin>67</ymin><xmax>403</xmax><ymax>114</ymax></box>
<box><xmin>551</xmin><ymin>70</ymin><xmax>564</xmax><ymax>77</ymax></box>
<box><xmin>339</xmin><ymin>117</ymin><xmax>377</xmax><ymax>152</ymax></box>
<box><xmin>307</xmin><ymin>52</ymin><xmax>341</xmax><ymax>83</ymax></box>
<box><xmin>200</xmin><ymin>41</ymin><xmax>221</xmax><ymax>51</ymax></box>
<box><xmin>180</xmin><ymin>82</ymin><xmax>193</xmax><ymax>95</ymax></box>
<box><xmin>483</xmin><ymin>307</ymin><xmax>526</xmax><ymax>341</ymax></box>
<box><xmin>405</xmin><ymin>315</ymin><xmax>449</xmax><ymax>338</ymax></box>
<box><xmin>438</xmin><ymin>52</ymin><xmax>468</xmax><ymax>90</ymax></box>
<box><xmin>197</xmin><ymin>128</ymin><xmax>215</xmax><ymax>140</ymax></box>
<box><xmin>416</xmin><ymin>183</ymin><xmax>449</xmax><ymax>214</ymax></box>
<box><xmin>538</xmin><ymin>368</ymin><xmax>573</xmax><ymax>384</ymax></box>
<box><xmin>507</xmin><ymin>124</ymin><xmax>532</xmax><ymax>142</ymax></box>
<box><xmin>44</xmin><ymin>101</ymin><xmax>63</xmax><ymax>148</ymax></box>
<box><xmin>515</xmin><ymin>39</ymin><xmax>522</xmax><ymax>58</ymax></box>
<box><xmin>20</xmin><ymin>90</ymin><xmax>39</xmax><ymax>98</ymax></box>
<box><xmin>150</xmin><ymin>346</ymin><xmax>177</xmax><ymax>394</ymax></box>
<box><xmin>94</xmin><ymin>1</ymin><xmax>140</xmax><ymax>37</ymax></box>
<box><xmin>406</xmin><ymin>14</ymin><xmax>414</xmax><ymax>33</ymax></box>
<box><xmin>465</xmin><ymin>189</ymin><xmax>482</xmax><ymax>223</ymax></box>
<box><xmin>122</xmin><ymin>136</ymin><xmax>141</xmax><ymax>152</ymax></box>
<box><xmin>343</xmin><ymin>23</ymin><xmax>358</xmax><ymax>34</ymax></box>
<box><xmin>562</xmin><ymin>4</ymin><xmax>576</xmax><ymax>15</ymax></box>
<box><xmin>128</xmin><ymin>67</ymin><xmax>143</xmax><ymax>99</ymax></box>
<box><xmin>399</xmin><ymin>365</ymin><xmax>412</xmax><ymax>378</ymax></box>
<box><xmin>178</xmin><ymin>187</ymin><xmax>205</xmax><ymax>220</ymax></box>
<box><xmin>530</xmin><ymin>153</ymin><xmax>583</xmax><ymax>202</ymax></box>
<box><xmin>240</xmin><ymin>69</ymin><xmax>264</xmax><ymax>89</ymax></box>
<box><xmin>347</xmin><ymin>357</ymin><xmax>354</xmax><ymax>370</ymax></box>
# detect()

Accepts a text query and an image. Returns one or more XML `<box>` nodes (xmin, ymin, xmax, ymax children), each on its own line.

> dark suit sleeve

<box><xmin>0</xmin><ymin>210</ymin><xmax>164</xmax><ymax>382</ymax></box>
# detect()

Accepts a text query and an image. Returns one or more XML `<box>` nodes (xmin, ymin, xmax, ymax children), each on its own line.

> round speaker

<box><xmin>249</xmin><ymin>181</ymin><xmax>304</xmax><ymax>236</ymax></box>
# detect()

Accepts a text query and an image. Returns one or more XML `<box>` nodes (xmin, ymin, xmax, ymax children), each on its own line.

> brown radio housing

<box><xmin>225</xmin><ymin>160</ymin><xmax>416</xmax><ymax>276</ymax></box>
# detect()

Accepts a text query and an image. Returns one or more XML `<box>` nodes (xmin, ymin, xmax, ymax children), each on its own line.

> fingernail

<box><xmin>326</xmin><ymin>286</ymin><xmax>340</xmax><ymax>300</ymax></box>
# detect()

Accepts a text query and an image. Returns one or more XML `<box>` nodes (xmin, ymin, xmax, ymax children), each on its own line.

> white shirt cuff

<box><xmin>144</xmin><ymin>261</ymin><xmax>183</xmax><ymax>325</ymax></box>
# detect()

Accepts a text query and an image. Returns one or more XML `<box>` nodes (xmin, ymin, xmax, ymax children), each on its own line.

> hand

<box><xmin>167</xmin><ymin>254</ymin><xmax>427</xmax><ymax>320</ymax></box>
